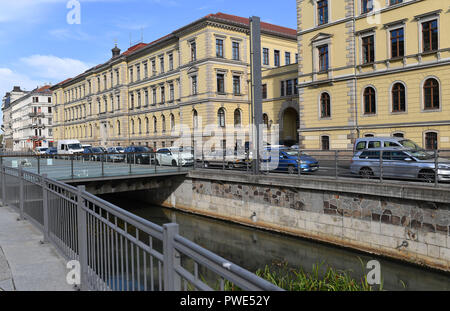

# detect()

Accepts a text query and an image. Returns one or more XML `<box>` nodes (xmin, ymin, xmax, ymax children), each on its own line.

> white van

<box><xmin>57</xmin><ymin>140</ymin><xmax>84</xmax><ymax>155</ymax></box>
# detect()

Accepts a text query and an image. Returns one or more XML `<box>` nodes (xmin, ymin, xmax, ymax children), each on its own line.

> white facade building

<box><xmin>2</xmin><ymin>86</ymin><xmax>29</xmax><ymax>150</ymax></box>
<box><xmin>9</xmin><ymin>86</ymin><xmax>54</xmax><ymax>152</ymax></box>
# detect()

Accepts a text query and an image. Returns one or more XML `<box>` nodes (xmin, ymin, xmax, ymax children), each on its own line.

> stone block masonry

<box><xmin>132</xmin><ymin>171</ymin><xmax>450</xmax><ymax>272</ymax></box>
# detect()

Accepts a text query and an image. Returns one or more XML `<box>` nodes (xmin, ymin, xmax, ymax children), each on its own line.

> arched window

<box><xmin>145</xmin><ymin>117</ymin><xmax>149</xmax><ymax>134</ymax></box>
<box><xmin>138</xmin><ymin>118</ymin><xmax>142</xmax><ymax>134</ymax></box>
<box><xmin>363</xmin><ymin>87</ymin><xmax>376</xmax><ymax>115</ymax></box>
<box><xmin>320</xmin><ymin>92</ymin><xmax>331</xmax><ymax>118</ymax></box>
<box><xmin>234</xmin><ymin>109</ymin><xmax>241</xmax><ymax>127</ymax></box>
<box><xmin>218</xmin><ymin>108</ymin><xmax>226</xmax><ymax>128</ymax></box>
<box><xmin>193</xmin><ymin>110</ymin><xmax>198</xmax><ymax>129</ymax></box>
<box><xmin>131</xmin><ymin>119</ymin><xmax>135</xmax><ymax>134</ymax></box>
<box><xmin>365</xmin><ymin>134</ymin><xmax>374</xmax><ymax>138</ymax></box>
<box><xmin>117</xmin><ymin>121</ymin><xmax>121</xmax><ymax>136</ymax></box>
<box><xmin>425</xmin><ymin>132</ymin><xmax>438</xmax><ymax>150</ymax></box>
<box><xmin>90</xmin><ymin>125</ymin><xmax>93</xmax><ymax>137</ymax></box>
<box><xmin>393</xmin><ymin>132</ymin><xmax>404</xmax><ymax>138</ymax></box>
<box><xmin>392</xmin><ymin>83</ymin><xmax>406</xmax><ymax>112</ymax></box>
<box><xmin>162</xmin><ymin>115</ymin><xmax>166</xmax><ymax>133</ymax></box>
<box><xmin>423</xmin><ymin>78</ymin><xmax>439</xmax><ymax>110</ymax></box>
<box><xmin>153</xmin><ymin>116</ymin><xmax>157</xmax><ymax>133</ymax></box>
<box><xmin>170</xmin><ymin>114</ymin><xmax>175</xmax><ymax>131</ymax></box>
<box><xmin>263</xmin><ymin>113</ymin><xmax>269</xmax><ymax>129</ymax></box>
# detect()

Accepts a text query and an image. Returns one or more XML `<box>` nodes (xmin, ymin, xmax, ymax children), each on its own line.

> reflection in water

<box><xmin>101</xmin><ymin>194</ymin><xmax>450</xmax><ymax>291</ymax></box>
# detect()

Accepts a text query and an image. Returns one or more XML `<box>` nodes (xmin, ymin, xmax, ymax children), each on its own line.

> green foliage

<box><xmin>253</xmin><ymin>260</ymin><xmax>379</xmax><ymax>291</ymax></box>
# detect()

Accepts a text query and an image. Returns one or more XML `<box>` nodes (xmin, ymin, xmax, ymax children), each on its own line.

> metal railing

<box><xmin>0</xmin><ymin>151</ymin><xmax>191</xmax><ymax>181</ymax></box>
<box><xmin>192</xmin><ymin>149</ymin><xmax>450</xmax><ymax>189</ymax></box>
<box><xmin>0</xmin><ymin>165</ymin><xmax>281</xmax><ymax>291</ymax></box>
<box><xmin>3</xmin><ymin>147</ymin><xmax>448</xmax><ymax>188</ymax></box>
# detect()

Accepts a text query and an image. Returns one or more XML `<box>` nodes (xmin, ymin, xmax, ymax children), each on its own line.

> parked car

<box><xmin>106</xmin><ymin>147</ymin><xmax>125</xmax><ymax>162</ymax></box>
<box><xmin>350</xmin><ymin>148</ymin><xmax>450</xmax><ymax>182</ymax></box>
<box><xmin>262</xmin><ymin>147</ymin><xmax>320</xmax><ymax>174</ymax></box>
<box><xmin>354</xmin><ymin>137</ymin><xmax>424</xmax><ymax>153</ymax></box>
<box><xmin>83</xmin><ymin>147</ymin><xmax>106</xmax><ymax>161</ymax></box>
<box><xmin>108</xmin><ymin>146</ymin><xmax>125</xmax><ymax>153</ymax></box>
<box><xmin>196</xmin><ymin>149</ymin><xmax>249</xmax><ymax>169</ymax></box>
<box><xmin>124</xmin><ymin>146</ymin><xmax>153</xmax><ymax>164</ymax></box>
<box><xmin>45</xmin><ymin>147</ymin><xmax>57</xmax><ymax>156</ymax></box>
<box><xmin>156</xmin><ymin>147</ymin><xmax>194</xmax><ymax>167</ymax></box>
<box><xmin>34</xmin><ymin>147</ymin><xmax>48</xmax><ymax>155</ymax></box>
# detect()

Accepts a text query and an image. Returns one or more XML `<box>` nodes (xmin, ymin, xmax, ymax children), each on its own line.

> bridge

<box><xmin>0</xmin><ymin>155</ymin><xmax>188</xmax><ymax>182</ymax></box>
<box><xmin>0</xmin><ymin>160</ymin><xmax>281</xmax><ymax>291</ymax></box>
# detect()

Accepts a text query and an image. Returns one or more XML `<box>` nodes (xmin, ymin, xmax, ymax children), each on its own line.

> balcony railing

<box><xmin>29</xmin><ymin>112</ymin><xmax>45</xmax><ymax>118</ymax></box>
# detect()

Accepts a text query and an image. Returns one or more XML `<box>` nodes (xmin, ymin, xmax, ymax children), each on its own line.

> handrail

<box><xmin>0</xmin><ymin>164</ymin><xmax>280</xmax><ymax>291</ymax></box>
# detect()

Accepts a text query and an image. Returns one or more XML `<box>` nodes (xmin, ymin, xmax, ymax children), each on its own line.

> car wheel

<box><xmin>227</xmin><ymin>163</ymin><xmax>234</xmax><ymax>170</ymax></box>
<box><xmin>288</xmin><ymin>165</ymin><xmax>295</xmax><ymax>175</ymax></box>
<box><xmin>418</xmin><ymin>170</ymin><xmax>435</xmax><ymax>183</ymax></box>
<box><xmin>359</xmin><ymin>167</ymin><xmax>374</xmax><ymax>179</ymax></box>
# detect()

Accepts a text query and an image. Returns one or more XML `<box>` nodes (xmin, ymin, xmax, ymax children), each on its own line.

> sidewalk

<box><xmin>0</xmin><ymin>205</ymin><xmax>74</xmax><ymax>291</ymax></box>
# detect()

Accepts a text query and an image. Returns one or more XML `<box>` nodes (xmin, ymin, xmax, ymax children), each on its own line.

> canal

<box><xmin>101</xmin><ymin>193</ymin><xmax>450</xmax><ymax>291</ymax></box>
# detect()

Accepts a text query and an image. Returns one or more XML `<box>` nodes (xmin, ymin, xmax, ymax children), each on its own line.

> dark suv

<box><xmin>83</xmin><ymin>147</ymin><xmax>106</xmax><ymax>161</ymax></box>
<box><xmin>124</xmin><ymin>146</ymin><xmax>154</xmax><ymax>164</ymax></box>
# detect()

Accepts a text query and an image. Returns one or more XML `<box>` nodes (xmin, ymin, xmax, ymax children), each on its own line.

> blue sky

<box><xmin>0</xmin><ymin>0</ymin><xmax>297</xmax><ymax>117</ymax></box>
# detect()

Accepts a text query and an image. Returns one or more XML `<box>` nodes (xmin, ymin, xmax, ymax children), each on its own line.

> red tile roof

<box><xmin>206</xmin><ymin>12</ymin><xmax>297</xmax><ymax>38</ymax></box>
<box><xmin>35</xmin><ymin>85</ymin><xmax>51</xmax><ymax>93</ymax></box>
<box><xmin>122</xmin><ymin>42</ymin><xmax>148</xmax><ymax>56</ymax></box>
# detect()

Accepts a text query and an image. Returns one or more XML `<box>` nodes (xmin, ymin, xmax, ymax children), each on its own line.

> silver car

<box><xmin>350</xmin><ymin>148</ymin><xmax>450</xmax><ymax>182</ymax></box>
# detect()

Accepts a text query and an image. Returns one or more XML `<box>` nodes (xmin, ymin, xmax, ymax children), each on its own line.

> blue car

<box><xmin>45</xmin><ymin>147</ymin><xmax>57</xmax><ymax>155</ymax></box>
<box><xmin>262</xmin><ymin>147</ymin><xmax>319</xmax><ymax>174</ymax></box>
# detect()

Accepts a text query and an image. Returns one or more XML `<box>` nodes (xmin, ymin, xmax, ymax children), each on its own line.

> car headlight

<box><xmin>438</xmin><ymin>165</ymin><xmax>450</xmax><ymax>170</ymax></box>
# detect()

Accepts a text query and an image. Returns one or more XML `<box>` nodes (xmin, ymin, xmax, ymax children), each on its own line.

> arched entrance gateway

<box><xmin>279</xmin><ymin>103</ymin><xmax>299</xmax><ymax>147</ymax></box>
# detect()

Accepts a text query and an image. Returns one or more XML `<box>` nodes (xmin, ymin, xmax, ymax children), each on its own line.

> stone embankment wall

<box><xmin>133</xmin><ymin>171</ymin><xmax>450</xmax><ymax>272</ymax></box>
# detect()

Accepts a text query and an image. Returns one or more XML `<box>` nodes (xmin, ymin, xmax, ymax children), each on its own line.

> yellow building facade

<box><xmin>296</xmin><ymin>0</ymin><xmax>450</xmax><ymax>150</ymax></box>
<box><xmin>51</xmin><ymin>13</ymin><xmax>298</xmax><ymax>150</ymax></box>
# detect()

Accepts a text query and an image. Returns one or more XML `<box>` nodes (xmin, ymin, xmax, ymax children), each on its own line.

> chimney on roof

<box><xmin>12</xmin><ymin>86</ymin><xmax>22</xmax><ymax>92</ymax></box>
<box><xmin>112</xmin><ymin>43</ymin><xmax>121</xmax><ymax>59</ymax></box>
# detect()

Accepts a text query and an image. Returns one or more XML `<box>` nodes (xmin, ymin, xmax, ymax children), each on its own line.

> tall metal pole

<box><xmin>250</xmin><ymin>16</ymin><xmax>263</xmax><ymax>175</ymax></box>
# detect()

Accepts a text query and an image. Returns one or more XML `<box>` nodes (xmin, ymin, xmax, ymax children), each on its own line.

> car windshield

<box><xmin>399</xmin><ymin>139</ymin><xmax>422</xmax><ymax>150</ymax></box>
<box><xmin>68</xmin><ymin>144</ymin><xmax>82</xmax><ymax>150</ymax></box>
<box><xmin>92</xmin><ymin>148</ymin><xmax>102</xmax><ymax>152</ymax></box>
<box><xmin>116</xmin><ymin>147</ymin><xmax>124</xmax><ymax>151</ymax></box>
<box><xmin>280</xmin><ymin>149</ymin><xmax>308</xmax><ymax>157</ymax></box>
<box><xmin>409</xmin><ymin>150</ymin><xmax>434</xmax><ymax>161</ymax></box>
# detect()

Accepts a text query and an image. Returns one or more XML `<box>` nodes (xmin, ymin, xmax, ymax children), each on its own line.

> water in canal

<box><xmin>101</xmin><ymin>194</ymin><xmax>450</xmax><ymax>291</ymax></box>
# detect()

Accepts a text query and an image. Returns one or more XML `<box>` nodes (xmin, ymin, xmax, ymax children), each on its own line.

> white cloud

<box><xmin>0</xmin><ymin>68</ymin><xmax>43</xmax><ymax>96</ymax></box>
<box><xmin>19</xmin><ymin>55</ymin><xmax>93</xmax><ymax>80</ymax></box>
<box><xmin>0</xmin><ymin>67</ymin><xmax>44</xmax><ymax>126</ymax></box>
